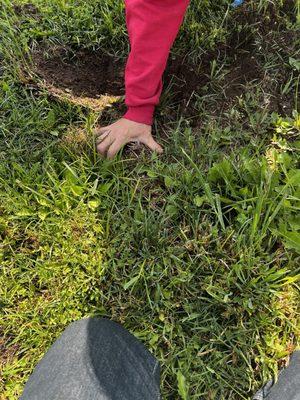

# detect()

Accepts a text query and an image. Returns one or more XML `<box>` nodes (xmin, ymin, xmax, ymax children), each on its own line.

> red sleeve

<box><xmin>123</xmin><ymin>0</ymin><xmax>189</xmax><ymax>125</ymax></box>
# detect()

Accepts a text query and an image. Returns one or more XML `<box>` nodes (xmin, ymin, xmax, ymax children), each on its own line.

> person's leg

<box><xmin>20</xmin><ymin>318</ymin><xmax>160</xmax><ymax>400</ymax></box>
<box><xmin>96</xmin><ymin>0</ymin><xmax>190</xmax><ymax>158</ymax></box>
<box><xmin>253</xmin><ymin>351</ymin><xmax>300</xmax><ymax>400</ymax></box>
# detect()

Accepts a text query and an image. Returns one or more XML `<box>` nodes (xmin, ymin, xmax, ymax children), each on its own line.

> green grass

<box><xmin>0</xmin><ymin>0</ymin><xmax>300</xmax><ymax>399</ymax></box>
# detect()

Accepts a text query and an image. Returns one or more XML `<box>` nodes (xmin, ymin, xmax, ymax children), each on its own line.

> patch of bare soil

<box><xmin>32</xmin><ymin>46</ymin><xmax>125</xmax><ymax>98</ymax></box>
<box><xmin>28</xmin><ymin>46</ymin><xmax>124</xmax><ymax>113</ymax></box>
<box><xmin>13</xmin><ymin>3</ymin><xmax>40</xmax><ymax>19</ymax></box>
<box><xmin>0</xmin><ymin>336</ymin><xmax>19</xmax><ymax>369</ymax></box>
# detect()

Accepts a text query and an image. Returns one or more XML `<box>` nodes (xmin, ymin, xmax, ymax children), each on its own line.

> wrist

<box><xmin>123</xmin><ymin>105</ymin><xmax>155</xmax><ymax>126</ymax></box>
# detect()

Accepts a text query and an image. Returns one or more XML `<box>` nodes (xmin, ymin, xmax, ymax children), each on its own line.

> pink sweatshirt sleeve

<box><xmin>123</xmin><ymin>0</ymin><xmax>190</xmax><ymax>125</ymax></box>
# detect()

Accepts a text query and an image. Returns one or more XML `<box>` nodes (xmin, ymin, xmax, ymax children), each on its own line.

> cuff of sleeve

<box><xmin>123</xmin><ymin>105</ymin><xmax>155</xmax><ymax>126</ymax></box>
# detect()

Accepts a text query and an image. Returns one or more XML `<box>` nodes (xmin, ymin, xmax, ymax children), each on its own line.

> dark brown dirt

<box><xmin>0</xmin><ymin>336</ymin><xmax>19</xmax><ymax>367</ymax></box>
<box><xmin>31</xmin><ymin>41</ymin><xmax>261</xmax><ymax>117</ymax></box>
<box><xmin>224</xmin><ymin>54</ymin><xmax>262</xmax><ymax>97</ymax></box>
<box><xmin>13</xmin><ymin>3</ymin><xmax>40</xmax><ymax>18</ymax></box>
<box><xmin>31</xmin><ymin>47</ymin><xmax>125</xmax><ymax>98</ymax></box>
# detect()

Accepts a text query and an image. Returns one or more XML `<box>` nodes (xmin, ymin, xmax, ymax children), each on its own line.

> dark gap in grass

<box><xmin>13</xmin><ymin>3</ymin><xmax>40</xmax><ymax>19</ymax></box>
<box><xmin>0</xmin><ymin>338</ymin><xmax>20</xmax><ymax>367</ymax></box>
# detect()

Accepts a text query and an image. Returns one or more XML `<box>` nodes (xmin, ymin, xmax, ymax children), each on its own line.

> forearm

<box><xmin>124</xmin><ymin>0</ymin><xmax>189</xmax><ymax>125</ymax></box>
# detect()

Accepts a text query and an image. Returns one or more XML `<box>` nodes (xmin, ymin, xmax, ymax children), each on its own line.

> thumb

<box><xmin>140</xmin><ymin>134</ymin><xmax>163</xmax><ymax>154</ymax></box>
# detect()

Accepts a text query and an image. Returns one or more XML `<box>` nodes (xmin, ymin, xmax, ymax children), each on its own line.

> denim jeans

<box><xmin>253</xmin><ymin>351</ymin><xmax>300</xmax><ymax>400</ymax></box>
<box><xmin>20</xmin><ymin>318</ymin><xmax>299</xmax><ymax>400</ymax></box>
<box><xmin>20</xmin><ymin>318</ymin><xmax>160</xmax><ymax>400</ymax></box>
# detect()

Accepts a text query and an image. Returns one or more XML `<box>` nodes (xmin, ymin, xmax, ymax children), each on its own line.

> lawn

<box><xmin>0</xmin><ymin>0</ymin><xmax>300</xmax><ymax>399</ymax></box>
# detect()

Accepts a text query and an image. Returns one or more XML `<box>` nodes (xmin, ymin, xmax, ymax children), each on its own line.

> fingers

<box><xmin>95</xmin><ymin>130</ymin><xmax>110</xmax><ymax>144</ymax></box>
<box><xmin>97</xmin><ymin>134</ymin><xmax>115</xmax><ymax>156</ymax></box>
<box><xmin>94</xmin><ymin>126</ymin><xmax>111</xmax><ymax>137</ymax></box>
<box><xmin>94</xmin><ymin>123</ymin><xmax>163</xmax><ymax>159</ymax></box>
<box><xmin>140</xmin><ymin>134</ymin><xmax>163</xmax><ymax>154</ymax></box>
<box><xmin>107</xmin><ymin>139</ymin><xmax>124</xmax><ymax>160</ymax></box>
